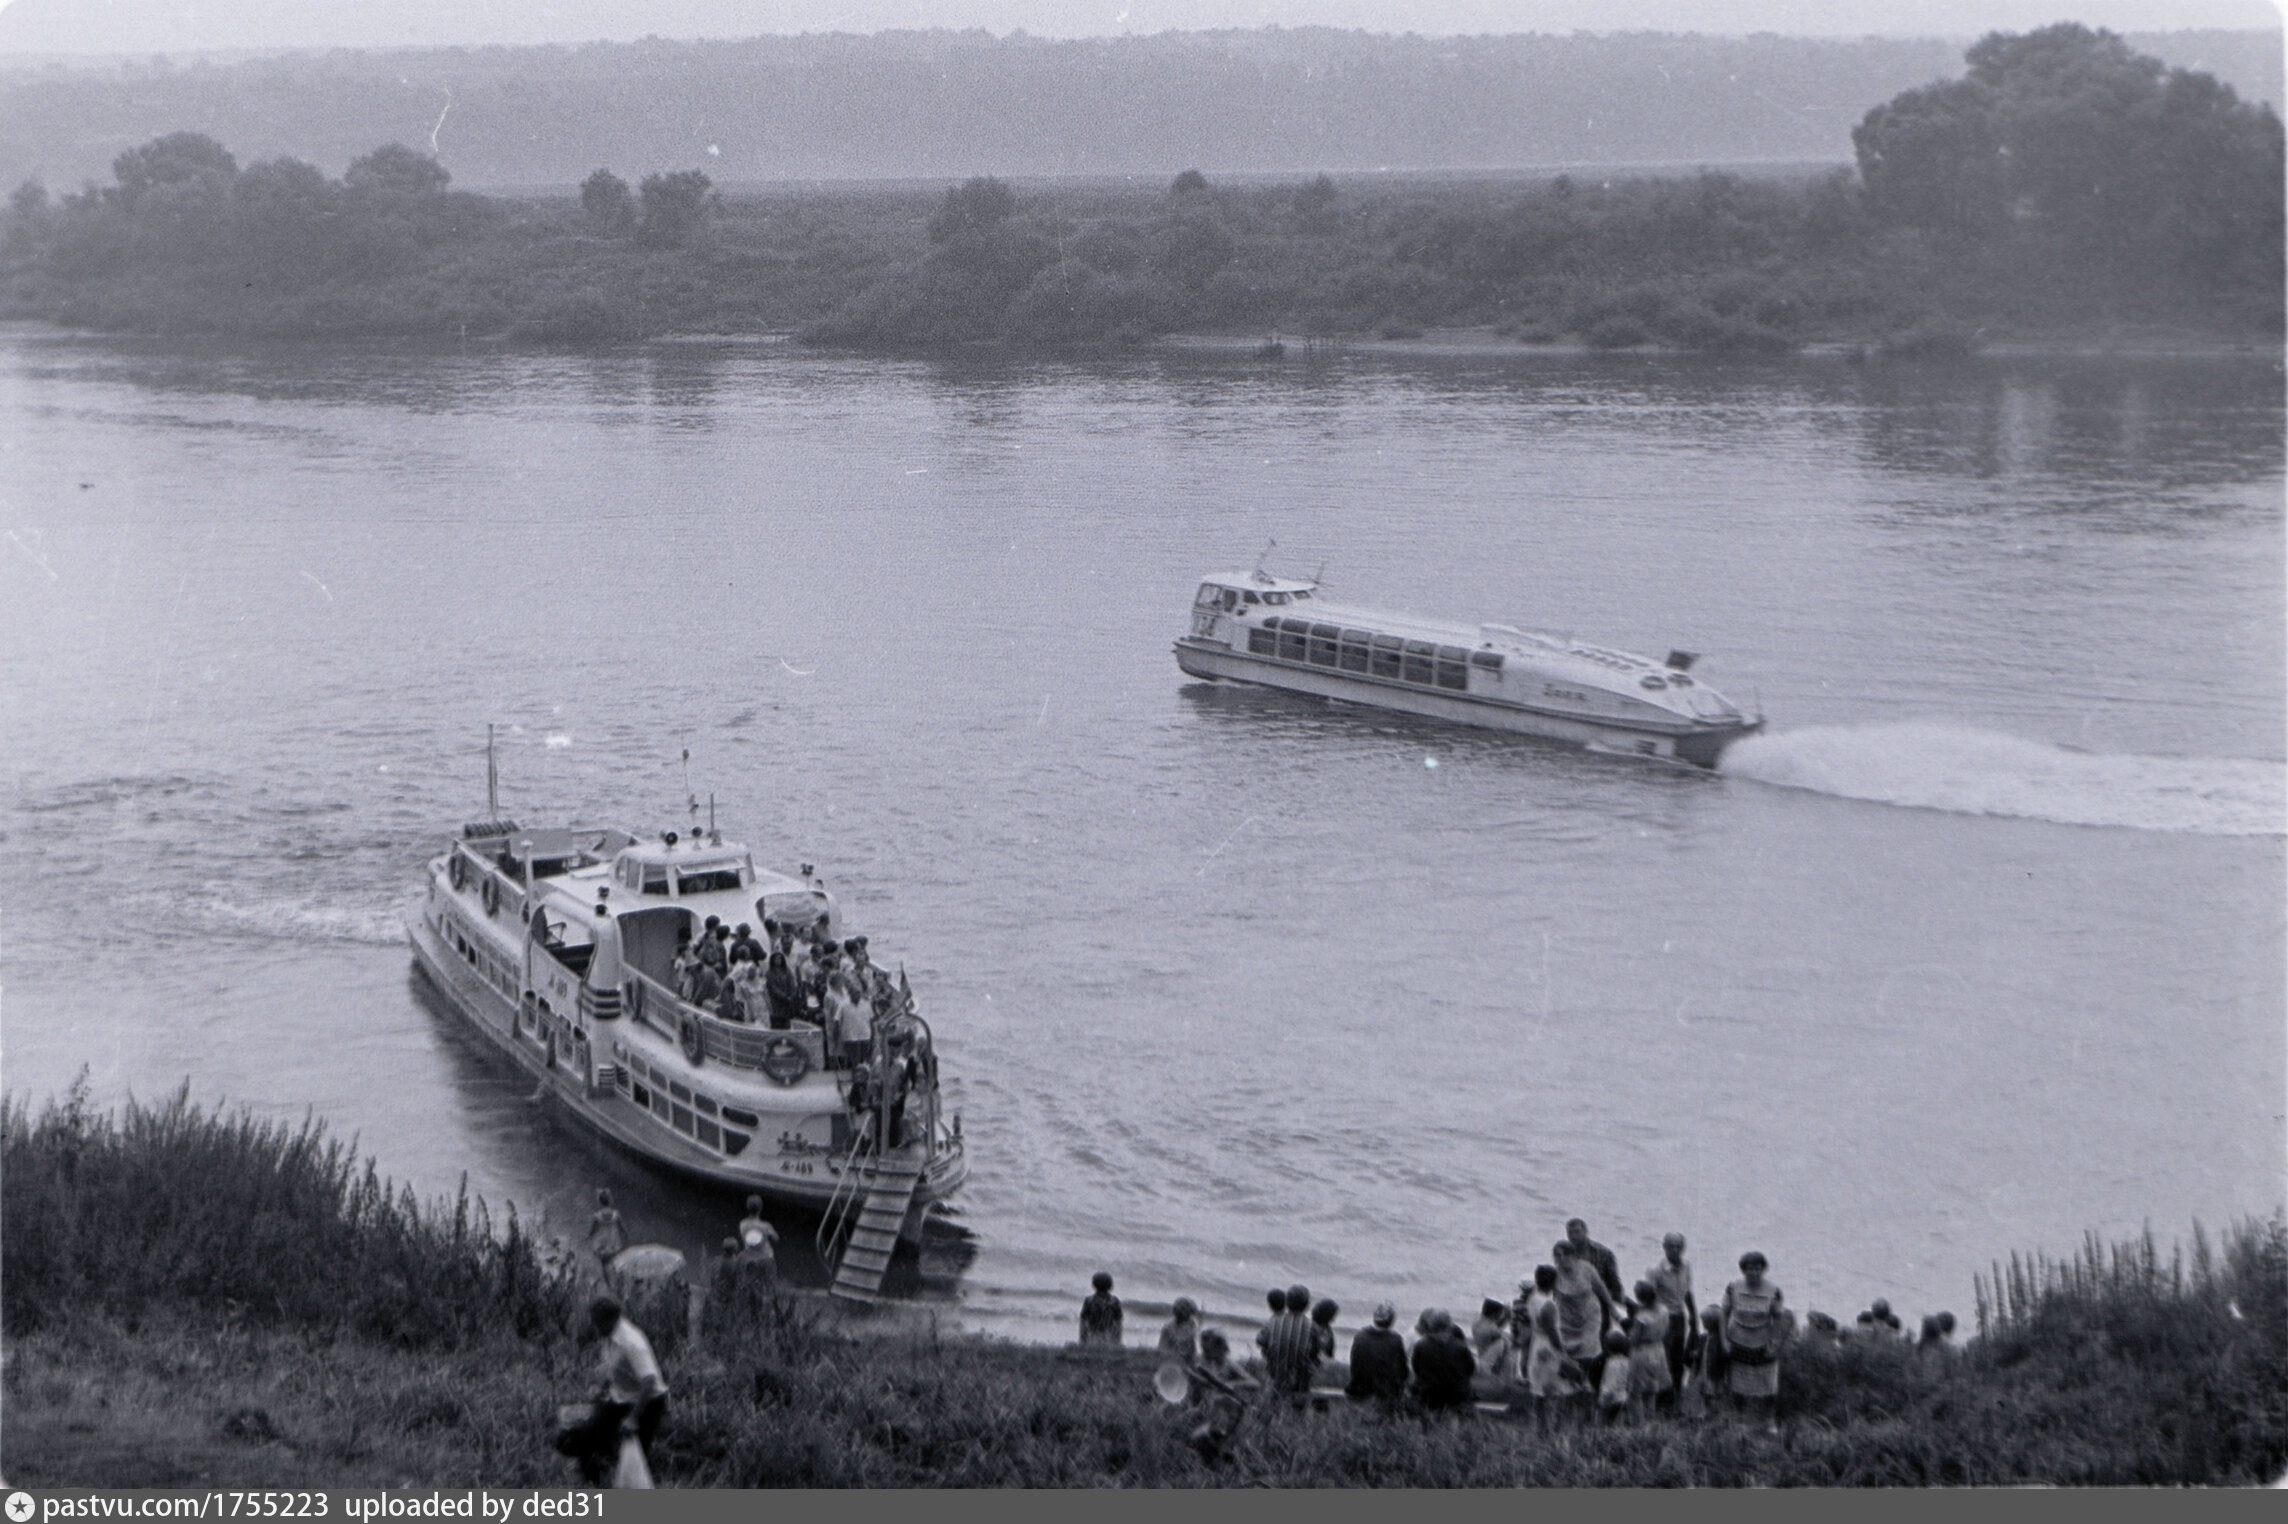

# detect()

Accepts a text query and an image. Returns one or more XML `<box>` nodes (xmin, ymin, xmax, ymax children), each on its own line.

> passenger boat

<box><xmin>1174</xmin><ymin>571</ymin><xmax>1761</xmax><ymax>768</ymax></box>
<box><xmin>407</xmin><ymin>777</ymin><xmax>966</xmax><ymax>1295</ymax></box>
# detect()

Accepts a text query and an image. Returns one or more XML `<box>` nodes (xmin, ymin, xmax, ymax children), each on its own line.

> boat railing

<box><xmin>816</xmin><ymin>1132</ymin><xmax>873</xmax><ymax>1270</ymax></box>
<box><xmin>453</xmin><ymin>846</ymin><xmax>532</xmax><ymax>925</ymax></box>
<box><xmin>623</xmin><ymin>971</ymin><xmax>827</xmax><ymax>1075</ymax></box>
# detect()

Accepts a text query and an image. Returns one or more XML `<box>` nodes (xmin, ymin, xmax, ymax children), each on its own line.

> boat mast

<box><xmin>486</xmin><ymin>724</ymin><xmax>499</xmax><ymax>820</ymax></box>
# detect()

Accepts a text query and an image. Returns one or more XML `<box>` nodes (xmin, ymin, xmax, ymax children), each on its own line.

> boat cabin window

<box><xmin>1290</xmin><ymin>589</ymin><xmax>1312</xmax><ymax>600</ymax></box>
<box><xmin>1263</xmin><ymin>591</ymin><xmax>1290</xmax><ymax>605</ymax></box>
<box><xmin>1242</xmin><ymin>590</ymin><xmax>1260</xmax><ymax>604</ymax></box>
<box><xmin>758</xmin><ymin>889</ymin><xmax>831</xmax><ymax>932</ymax></box>
<box><xmin>1249</xmin><ymin>617</ymin><xmax>1468</xmax><ymax>688</ymax></box>
<box><xmin>1470</xmin><ymin>650</ymin><xmax>1504</xmax><ymax>670</ymax></box>
<box><xmin>642</xmin><ymin>865</ymin><xmax>670</xmax><ymax>895</ymax></box>
<box><xmin>676</xmin><ymin>864</ymin><xmax>746</xmax><ymax>896</ymax></box>
<box><xmin>1195</xmin><ymin>584</ymin><xmax>1221</xmax><ymax>607</ymax></box>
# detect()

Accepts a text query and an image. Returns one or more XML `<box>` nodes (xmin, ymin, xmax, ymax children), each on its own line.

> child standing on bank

<box><xmin>1597</xmin><ymin>1328</ymin><xmax>1632</xmax><ymax>1425</ymax></box>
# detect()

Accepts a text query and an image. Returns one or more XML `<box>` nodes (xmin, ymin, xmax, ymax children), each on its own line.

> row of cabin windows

<box><xmin>450</xmin><ymin>916</ymin><xmax>516</xmax><ymax>998</ymax></box>
<box><xmin>1245</xmin><ymin>617</ymin><xmax>1502</xmax><ymax>693</ymax></box>
<box><xmin>615</xmin><ymin>1051</ymin><xmax>759</xmax><ymax>1157</ymax></box>
<box><xmin>614</xmin><ymin>857</ymin><xmax>750</xmax><ymax>897</ymax></box>
<box><xmin>1197</xmin><ymin>585</ymin><xmax>1314</xmax><ymax>611</ymax></box>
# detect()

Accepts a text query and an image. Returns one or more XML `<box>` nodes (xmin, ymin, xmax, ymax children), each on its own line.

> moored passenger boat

<box><xmin>1174</xmin><ymin>571</ymin><xmax>1762</xmax><ymax>768</ymax></box>
<box><xmin>407</xmin><ymin>796</ymin><xmax>965</xmax><ymax>1295</ymax></box>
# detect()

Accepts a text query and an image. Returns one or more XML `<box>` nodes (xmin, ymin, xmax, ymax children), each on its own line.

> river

<box><xmin>3</xmin><ymin>329</ymin><xmax>2281</xmax><ymax>1343</ymax></box>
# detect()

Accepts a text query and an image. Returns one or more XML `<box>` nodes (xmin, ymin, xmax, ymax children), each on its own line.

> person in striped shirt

<box><xmin>1255</xmin><ymin>1282</ymin><xmax>1320</xmax><ymax>1396</ymax></box>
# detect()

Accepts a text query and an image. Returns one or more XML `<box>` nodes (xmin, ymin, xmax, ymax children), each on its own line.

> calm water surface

<box><xmin>3</xmin><ymin>330</ymin><xmax>2281</xmax><ymax>1342</ymax></box>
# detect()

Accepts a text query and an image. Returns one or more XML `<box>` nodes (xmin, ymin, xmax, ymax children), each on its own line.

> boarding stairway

<box><xmin>819</xmin><ymin>1143</ymin><xmax>927</xmax><ymax>1304</ymax></box>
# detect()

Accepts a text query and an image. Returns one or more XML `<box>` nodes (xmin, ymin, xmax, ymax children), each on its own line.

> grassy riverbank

<box><xmin>6</xmin><ymin>1087</ymin><xmax>2284</xmax><ymax>1487</ymax></box>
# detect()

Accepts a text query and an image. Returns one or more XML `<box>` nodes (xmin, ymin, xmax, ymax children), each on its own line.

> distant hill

<box><xmin>0</xmin><ymin>27</ymin><xmax>2277</xmax><ymax>191</ymax></box>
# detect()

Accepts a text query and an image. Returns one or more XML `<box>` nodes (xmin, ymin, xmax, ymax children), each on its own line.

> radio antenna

<box><xmin>1253</xmin><ymin>537</ymin><xmax>1277</xmax><ymax>579</ymax></box>
<box><xmin>485</xmin><ymin>724</ymin><xmax>499</xmax><ymax>819</ymax></box>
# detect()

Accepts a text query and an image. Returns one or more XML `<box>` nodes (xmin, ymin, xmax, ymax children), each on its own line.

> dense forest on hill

<box><xmin>1</xmin><ymin>26</ymin><xmax>2279</xmax><ymax>352</ymax></box>
<box><xmin>0</xmin><ymin>26</ymin><xmax>2277</xmax><ymax>191</ymax></box>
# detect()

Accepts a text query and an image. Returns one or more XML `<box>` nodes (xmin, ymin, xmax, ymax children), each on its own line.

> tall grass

<box><xmin>655</xmin><ymin>1220</ymin><xmax>2287</xmax><ymax>1486</ymax></box>
<box><xmin>2</xmin><ymin>1078</ymin><xmax>576</xmax><ymax>1348</ymax></box>
<box><xmin>6</xmin><ymin>1085</ymin><xmax>2282</xmax><ymax>1485</ymax></box>
<box><xmin>1971</xmin><ymin>1218</ymin><xmax>2288</xmax><ymax>1484</ymax></box>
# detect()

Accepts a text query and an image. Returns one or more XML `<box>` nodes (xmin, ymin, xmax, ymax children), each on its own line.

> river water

<box><xmin>3</xmin><ymin>329</ymin><xmax>2281</xmax><ymax>1343</ymax></box>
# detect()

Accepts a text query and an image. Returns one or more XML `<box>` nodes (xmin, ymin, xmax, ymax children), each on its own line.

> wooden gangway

<box><xmin>822</xmin><ymin>1145</ymin><xmax>927</xmax><ymax>1303</ymax></box>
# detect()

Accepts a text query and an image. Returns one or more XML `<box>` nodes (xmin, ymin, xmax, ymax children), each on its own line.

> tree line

<box><xmin>3</xmin><ymin>26</ymin><xmax>2278</xmax><ymax>349</ymax></box>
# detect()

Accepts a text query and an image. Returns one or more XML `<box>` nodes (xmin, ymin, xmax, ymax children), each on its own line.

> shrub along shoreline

<box><xmin>6</xmin><ymin>1086</ymin><xmax>2282</xmax><ymax>1487</ymax></box>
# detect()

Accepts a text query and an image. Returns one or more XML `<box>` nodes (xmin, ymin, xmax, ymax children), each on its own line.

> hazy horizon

<box><xmin>0</xmin><ymin>0</ymin><xmax>2279</xmax><ymax>56</ymax></box>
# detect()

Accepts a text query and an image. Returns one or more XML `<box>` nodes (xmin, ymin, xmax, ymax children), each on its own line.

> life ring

<box><xmin>759</xmin><ymin>1036</ymin><xmax>809</xmax><ymax>1087</ymax></box>
<box><xmin>679</xmin><ymin>1011</ymin><xmax>705</xmax><ymax>1067</ymax></box>
<box><xmin>449</xmin><ymin>853</ymin><xmax>467</xmax><ymax>891</ymax></box>
<box><xmin>481</xmin><ymin>877</ymin><xmax>500</xmax><ymax>918</ymax></box>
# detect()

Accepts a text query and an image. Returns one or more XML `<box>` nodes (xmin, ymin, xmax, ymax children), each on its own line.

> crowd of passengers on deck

<box><xmin>670</xmin><ymin>913</ymin><xmax>907</xmax><ymax>1068</ymax></box>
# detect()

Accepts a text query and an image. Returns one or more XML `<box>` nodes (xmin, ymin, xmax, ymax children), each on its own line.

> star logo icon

<box><xmin>6</xmin><ymin>1491</ymin><xmax>36</xmax><ymax>1522</ymax></box>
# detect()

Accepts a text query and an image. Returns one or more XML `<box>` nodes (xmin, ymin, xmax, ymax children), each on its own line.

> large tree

<box><xmin>1853</xmin><ymin>24</ymin><xmax>2282</xmax><ymax>292</ymax></box>
<box><xmin>636</xmin><ymin>169</ymin><xmax>712</xmax><ymax>248</ymax></box>
<box><xmin>344</xmin><ymin>143</ymin><xmax>451</xmax><ymax>195</ymax></box>
<box><xmin>110</xmin><ymin>131</ymin><xmax>237</xmax><ymax>206</ymax></box>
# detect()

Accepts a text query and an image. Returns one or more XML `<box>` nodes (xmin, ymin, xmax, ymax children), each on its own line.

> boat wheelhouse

<box><xmin>1173</xmin><ymin>571</ymin><xmax>1761</xmax><ymax>768</ymax></box>
<box><xmin>407</xmin><ymin>811</ymin><xmax>965</xmax><ymax>1302</ymax></box>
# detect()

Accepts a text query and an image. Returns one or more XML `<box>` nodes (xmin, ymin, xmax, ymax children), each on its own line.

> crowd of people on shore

<box><xmin>1081</xmin><ymin>1218</ymin><xmax>1960</xmax><ymax>1439</ymax></box>
<box><xmin>670</xmin><ymin>914</ymin><xmax>921</xmax><ymax>1071</ymax></box>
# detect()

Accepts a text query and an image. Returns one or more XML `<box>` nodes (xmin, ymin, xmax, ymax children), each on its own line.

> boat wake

<box><xmin>1718</xmin><ymin>722</ymin><xmax>2287</xmax><ymax>837</ymax></box>
<box><xmin>144</xmin><ymin>888</ymin><xmax>410</xmax><ymax>947</ymax></box>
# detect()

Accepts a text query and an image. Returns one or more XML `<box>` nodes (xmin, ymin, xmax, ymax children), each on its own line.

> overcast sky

<box><xmin>0</xmin><ymin>0</ymin><xmax>2279</xmax><ymax>53</ymax></box>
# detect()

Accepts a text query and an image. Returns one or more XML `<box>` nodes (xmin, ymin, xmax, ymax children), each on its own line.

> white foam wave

<box><xmin>1719</xmin><ymin>722</ymin><xmax>2287</xmax><ymax>837</ymax></box>
<box><xmin>156</xmin><ymin>891</ymin><xmax>410</xmax><ymax>947</ymax></box>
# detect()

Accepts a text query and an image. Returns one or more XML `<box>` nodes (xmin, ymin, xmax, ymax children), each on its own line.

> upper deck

<box><xmin>1193</xmin><ymin>574</ymin><xmax>1695</xmax><ymax>689</ymax></box>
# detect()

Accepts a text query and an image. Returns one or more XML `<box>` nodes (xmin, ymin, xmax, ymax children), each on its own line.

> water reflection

<box><xmin>642</xmin><ymin>347</ymin><xmax>725</xmax><ymax>424</ymax></box>
<box><xmin>1849</xmin><ymin>355</ymin><xmax>2285</xmax><ymax>494</ymax></box>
